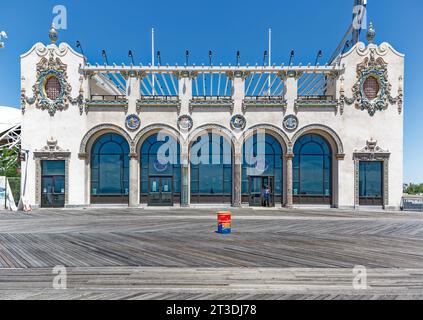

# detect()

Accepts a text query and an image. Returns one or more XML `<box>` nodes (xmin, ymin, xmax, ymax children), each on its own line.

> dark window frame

<box><xmin>293</xmin><ymin>134</ymin><xmax>333</xmax><ymax>205</ymax></box>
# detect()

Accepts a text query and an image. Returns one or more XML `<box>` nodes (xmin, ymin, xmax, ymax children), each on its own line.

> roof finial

<box><xmin>49</xmin><ymin>23</ymin><xmax>58</xmax><ymax>44</ymax></box>
<box><xmin>366</xmin><ymin>22</ymin><xmax>376</xmax><ymax>44</ymax></box>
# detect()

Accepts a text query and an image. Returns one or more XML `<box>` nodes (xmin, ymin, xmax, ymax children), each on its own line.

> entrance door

<box><xmin>148</xmin><ymin>176</ymin><xmax>173</xmax><ymax>206</ymax></box>
<box><xmin>41</xmin><ymin>161</ymin><xmax>65</xmax><ymax>208</ymax></box>
<box><xmin>359</xmin><ymin>161</ymin><xmax>383</xmax><ymax>206</ymax></box>
<box><xmin>249</xmin><ymin>176</ymin><xmax>274</xmax><ymax>207</ymax></box>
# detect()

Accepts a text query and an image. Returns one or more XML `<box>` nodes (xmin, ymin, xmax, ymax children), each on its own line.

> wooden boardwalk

<box><xmin>1</xmin><ymin>208</ymin><xmax>423</xmax><ymax>299</ymax></box>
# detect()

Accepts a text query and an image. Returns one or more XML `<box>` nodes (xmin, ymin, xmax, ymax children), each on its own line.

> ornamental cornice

<box><xmin>353</xmin><ymin>139</ymin><xmax>390</xmax><ymax>160</ymax></box>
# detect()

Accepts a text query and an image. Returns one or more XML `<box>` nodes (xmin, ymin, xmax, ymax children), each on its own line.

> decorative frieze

<box><xmin>340</xmin><ymin>49</ymin><xmax>403</xmax><ymax>116</ymax></box>
<box><xmin>21</xmin><ymin>50</ymin><xmax>84</xmax><ymax>116</ymax></box>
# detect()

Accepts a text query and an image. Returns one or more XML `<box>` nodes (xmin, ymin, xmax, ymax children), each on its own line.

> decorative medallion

<box><xmin>177</xmin><ymin>115</ymin><xmax>193</xmax><ymax>131</ymax></box>
<box><xmin>230</xmin><ymin>114</ymin><xmax>246</xmax><ymax>130</ymax></box>
<box><xmin>283</xmin><ymin>115</ymin><xmax>299</xmax><ymax>131</ymax></box>
<box><xmin>340</xmin><ymin>49</ymin><xmax>403</xmax><ymax>116</ymax></box>
<box><xmin>125</xmin><ymin>114</ymin><xmax>141</xmax><ymax>131</ymax></box>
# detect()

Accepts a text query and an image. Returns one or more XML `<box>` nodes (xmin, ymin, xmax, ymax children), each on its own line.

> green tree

<box><xmin>405</xmin><ymin>183</ymin><xmax>423</xmax><ymax>195</ymax></box>
<box><xmin>0</xmin><ymin>146</ymin><xmax>20</xmax><ymax>177</ymax></box>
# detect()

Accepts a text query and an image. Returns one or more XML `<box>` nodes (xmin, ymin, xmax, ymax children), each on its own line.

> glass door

<box><xmin>249</xmin><ymin>177</ymin><xmax>262</xmax><ymax>207</ymax></box>
<box><xmin>41</xmin><ymin>161</ymin><xmax>65</xmax><ymax>208</ymax></box>
<box><xmin>359</xmin><ymin>161</ymin><xmax>383</xmax><ymax>206</ymax></box>
<box><xmin>148</xmin><ymin>176</ymin><xmax>173</xmax><ymax>206</ymax></box>
<box><xmin>249</xmin><ymin>176</ymin><xmax>275</xmax><ymax>207</ymax></box>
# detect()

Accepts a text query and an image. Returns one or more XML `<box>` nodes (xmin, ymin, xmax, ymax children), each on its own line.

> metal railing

<box><xmin>90</xmin><ymin>95</ymin><xmax>127</xmax><ymax>101</ymax></box>
<box><xmin>298</xmin><ymin>95</ymin><xmax>336</xmax><ymax>101</ymax></box>
<box><xmin>402</xmin><ymin>195</ymin><xmax>423</xmax><ymax>212</ymax></box>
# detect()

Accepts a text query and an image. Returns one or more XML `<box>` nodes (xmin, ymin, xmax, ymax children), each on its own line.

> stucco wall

<box><xmin>20</xmin><ymin>40</ymin><xmax>404</xmax><ymax>209</ymax></box>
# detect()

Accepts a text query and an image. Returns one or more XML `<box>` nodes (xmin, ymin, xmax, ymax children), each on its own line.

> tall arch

<box><xmin>242</xmin><ymin>133</ymin><xmax>284</xmax><ymax>207</ymax></box>
<box><xmin>240</xmin><ymin>124</ymin><xmax>290</xmax><ymax>154</ymax></box>
<box><xmin>291</xmin><ymin>124</ymin><xmax>344</xmax><ymax>156</ymax></box>
<box><xmin>139</xmin><ymin>131</ymin><xmax>182</xmax><ymax>206</ymax></box>
<box><xmin>189</xmin><ymin>130</ymin><xmax>233</xmax><ymax>204</ymax></box>
<box><xmin>188</xmin><ymin>124</ymin><xmax>238</xmax><ymax>151</ymax></box>
<box><xmin>90</xmin><ymin>132</ymin><xmax>130</xmax><ymax>204</ymax></box>
<box><xmin>293</xmin><ymin>134</ymin><xmax>333</xmax><ymax>205</ymax></box>
<box><xmin>134</xmin><ymin>124</ymin><xmax>184</xmax><ymax>152</ymax></box>
<box><xmin>79</xmin><ymin>124</ymin><xmax>133</xmax><ymax>157</ymax></box>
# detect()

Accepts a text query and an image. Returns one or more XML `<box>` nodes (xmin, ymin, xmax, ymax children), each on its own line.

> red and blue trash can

<box><xmin>217</xmin><ymin>211</ymin><xmax>232</xmax><ymax>234</ymax></box>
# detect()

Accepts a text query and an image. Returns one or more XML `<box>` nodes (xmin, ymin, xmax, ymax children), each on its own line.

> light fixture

<box><xmin>128</xmin><ymin>50</ymin><xmax>135</xmax><ymax>64</ymax></box>
<box><xmin>185</xmin><ymin>50</ymin><xmax>189</xmax><ymax>65</ymax></box>
<box><xmin>289</xmin><ymin>50</ymin><xmax>295</xmax><ymax>65</ymax></box>
<box><xmin>315</xmin><ymin>50</ymin><xmax>323</xmax><ymax>65</ymax></box>
<box><xmin>101</xmin><ymin>50</ymin><xmax>109</xmax><ymax>65</ymax></box>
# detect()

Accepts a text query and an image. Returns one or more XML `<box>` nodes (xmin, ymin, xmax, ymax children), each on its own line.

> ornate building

<box><xmin>20</xmin><ymin>24</ymin><xmax>404</xmax><ymax>210</ymax></box>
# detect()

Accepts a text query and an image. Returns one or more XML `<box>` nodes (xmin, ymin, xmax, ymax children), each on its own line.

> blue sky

<box><xmin>0</xmin><ymin>0</ymin><xmax>422</xmax><ymax>182</ymax></box>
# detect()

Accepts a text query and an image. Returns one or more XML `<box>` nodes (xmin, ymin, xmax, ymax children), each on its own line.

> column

<box><xmin>126</xmin><ymin>74</ymin><xmax>140</xmax><ymax>114</ymax></box>
<box><xmin>129</xmin><ymin>154</ymin><xmax>138</xmax><ymax>207</ymax></box>
<box><xmin>232</xmin><ymin>153</ymin><xmax>242</xmax><ymax>207</ymax></box>
<box><xmin>284</xmin><ymin>72</ymin><xmax>299</xmax><ymax>114</ymax></box>
<box><xmin>285</xmin><ymin>153</ymin><xmax>294</xmax><ymax>208</ymax></box>
<box><xmin>181</xmin><ymin>145</ymin><xmax>190</xmax><ymax>207</ymax></box>
<box><xmin>178</xmin><ymin>72</ymin><xmax>192</xmax><ymax>115</ymax></box>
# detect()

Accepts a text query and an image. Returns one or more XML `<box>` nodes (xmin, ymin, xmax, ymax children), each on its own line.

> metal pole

<box><xmin>268</xmin><ymin>28</ymin><xmax>272</xmax><ymax>95</ymax></box>
<box><xmin>151</xmin><ymin>28</ymin><xmax>155</xmax><ymax>95</ymax></box>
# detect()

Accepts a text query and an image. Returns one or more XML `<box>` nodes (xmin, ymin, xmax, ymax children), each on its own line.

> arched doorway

<box><xmin>140</xmin><ymin>133</ymin><xmax>181</xmax><ymax>206</ymax></box>
<box><xmin>242</xmin><ymin>133</ymin><xmax>283</xmax><ymax>207</ymax></box>
<box><xmin>293</xmin><ymin>134</ymin><xmax>332</xmax><ymax>205</ymax></box>
<box><xmin>190</xmin><ymin>132</ymin><xmax>232</xmax><ymax>204</ymax></box>
<box><xmin>91</xmin><ymin>133</ymin><xmax>130</xmax><ymax>204</ymax></box>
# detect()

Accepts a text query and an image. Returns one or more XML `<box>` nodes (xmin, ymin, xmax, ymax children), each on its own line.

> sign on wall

<box><xmin>0</xmin><ymin>177</ymin><xmax>6</xmax><ymax>209</ymax></box>
<box><xmin>0</xmin><ymin>176</ymin><xmax>17</xmax><ymax>211</ymax></box>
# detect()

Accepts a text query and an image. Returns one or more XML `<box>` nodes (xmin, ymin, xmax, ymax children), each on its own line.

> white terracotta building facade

<box><xmin>19</xmin><ymin>25</ymin><xmax>404</xmax><ymax>210</ymax></box>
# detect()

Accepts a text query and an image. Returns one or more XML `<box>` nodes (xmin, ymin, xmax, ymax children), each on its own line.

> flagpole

<box><xmin>268</xmin><ymin>28</ymin><xmax>272</xmax><ymax>95</ymax></box>
<box><xmin>152</xmin><ymin>27</ymin><xmax>155</xmax><ymax>96</ymax></box>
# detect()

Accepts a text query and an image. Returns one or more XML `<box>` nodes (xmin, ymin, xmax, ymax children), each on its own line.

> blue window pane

<box><xmin>91</xmin><ymin>133</ymin><xmax>130</xmax><ymax>196</ymax></box>
<box><xmin>293</xmin><ymin>134</ymin><xmax>332</xmax><ymax>197</ymax></box>
<box><xmin>140</xmin><ymin>133</ymin><xmax>181</xmax><ymax>197</ymax></box>
<box><xmin>242</xmin><ymin>134</ymin><xmax>283</xmax><ymax>196</ymax></box>
<box><xmin>42</xmin><ymin>161</ymin><xmax>65</xmax><ymax>175</ymax></box>
<box><xmin>191</xmin><ymin>133</ymin><xmax>232</xmax><ymax>196</ymax></box>
<box><xmin>359</xmin><ymin>162</ymin><xmax>382</xmax><ymax>197</ymax></box>
<box><xmin>101</xmin><ymin>141</ymin><xmax>124</xmax><ymax>154</ymax></box>
<box><xmin>300</xmin><ymin>142</ymin><xmax>323</xmax><ymax>155</ymax></box>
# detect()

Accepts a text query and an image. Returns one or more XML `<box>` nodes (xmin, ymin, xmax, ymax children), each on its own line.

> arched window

<box><xmin>190</xmin><ymin>133</ymin><xmax>232</xmax><ymax>204</ymax></box>
<box><xmin>293</xmin><ymin>134</ymin><xmax>332</xmax><ymax>205</ymax></box>
<box><xmin>140</xmin><ymin>133</ymin><xmax>181</xmax><ymax>206</ymax></box>
<box><xmin>242</xmin><ymin>133</ymin><xmax>283</xmax><ymax>206</ymax></box>
<box><xmin>91</xmin><ymin>133</ymin><xmax>129</xmax><ymax>204</ymax></box>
